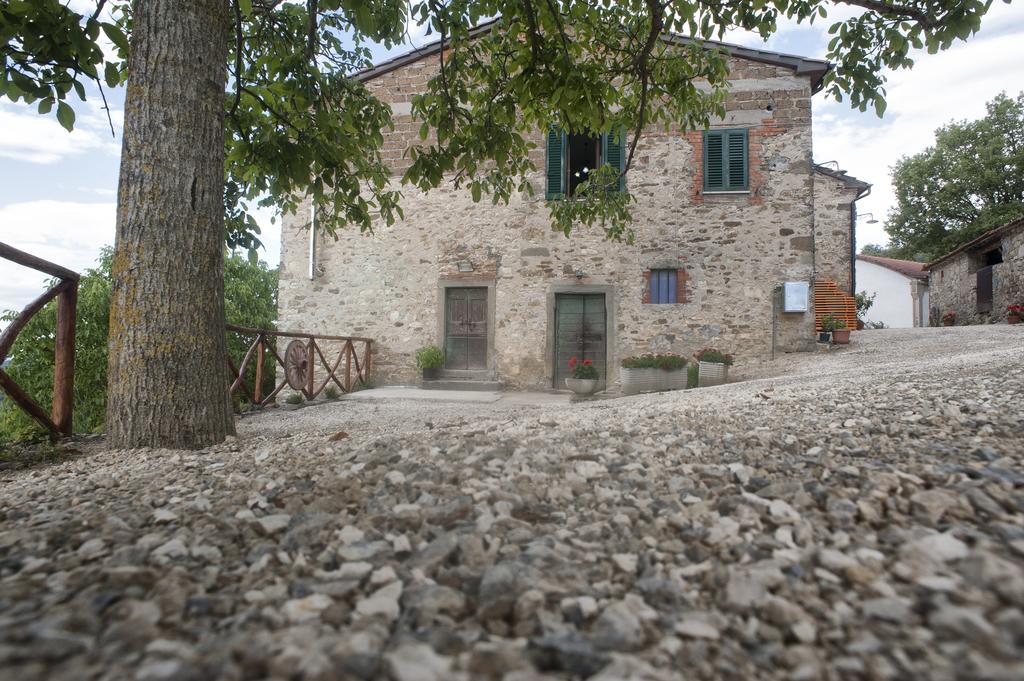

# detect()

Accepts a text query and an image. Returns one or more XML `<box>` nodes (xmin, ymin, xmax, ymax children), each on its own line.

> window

<box><xmin>546</xmin><ymin>128</ymin><xmax>625</xmax><ymax>198</ymax></box>
<box><xmin>649</xmin><ymin>269</ymin><xmax>677</xmax><ymax>304</ymax></box>
<box><xmin>703</xmin><ymin>128</ymin><xmax>748</xmax><ymax>192</ymax></box>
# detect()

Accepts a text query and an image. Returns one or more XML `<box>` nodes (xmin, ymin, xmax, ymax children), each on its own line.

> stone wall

<box><xmin>813</xmin><ymin>173</ymin><xmax>859</xmax><ymax>293</ymax></box>
<box><xmin>928</xmin><ymin>223</ymin><xmax>1024</xmax><ymax>325</ymax></box>
<box><xmin>278</xmin><ymin>49</ymin><xmax>860</xmax><ymax>390</ymax></box>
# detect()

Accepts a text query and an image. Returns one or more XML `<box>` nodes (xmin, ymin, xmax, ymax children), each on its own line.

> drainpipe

<box><xmin>850</xmin><ymin>185</ymin><xmax>871</xmax><ymax>295</ymax></box>
<box><xmin>308</xmin><ymin>197</ymin><xmax>316</xmax><ymax>281</ymax></box>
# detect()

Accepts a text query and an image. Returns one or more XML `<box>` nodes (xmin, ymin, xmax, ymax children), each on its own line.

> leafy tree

<box><xmin>859</xmin><ymin>243</ymin><xmax>898</xmax><ymax>257</ymax></box>
<box><xmin>885</xmin><ymin>91</ymin><xmax>1024</xmax><ymax>261</ymax></box>
<box><xmin>1</xmin><ymin>0</ymin><xmax>999</xmax><ymax>447</ymax></box>
<box><xmin>0</xmin><ymin>251</ymin><xmax>279</xmax><ymax>444</ymax></box>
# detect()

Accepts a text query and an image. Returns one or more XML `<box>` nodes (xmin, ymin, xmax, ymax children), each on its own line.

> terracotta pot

<box><xmin>832</xmin><ymin>328</ymin><xmax>851</xmax><ymax>344</ymax></box>
<box><xmin>1009</xmin><ymin>314</ymin><xmax>1022</xmax><ymax>325</ymax></box>
<box><xmin>565</xmin><ymin>378</ymin><xmax>598</xmax><ymax>395</ymax></box>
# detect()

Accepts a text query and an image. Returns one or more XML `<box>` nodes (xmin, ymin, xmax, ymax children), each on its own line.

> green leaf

<box><xmin>101</xmin><ymin>23</ymin><xmax>130</xmax><ymax>53</ymax></box>
<box><xmin>873</xmin><ymin>95</ymin><xmax>887</xmax><ymax>118</ymax></box>
<box><xmin>37</xmin><ymin>97</ymin><xmax>53</xmax><ymax>114</ymax></box>
<box><xmin>239</xmin><ymin>0</ymin><xmax>253</xmax><ymax>16</ymax></box>
<box><xmin>104</xmin><ymin>62</ymin><xmax>120</xmax><ymax>88</ymax></box>
<box><xmin>56</xmin><ymin>101</ymin><xmax>75</xmax><ymax>132</ymax></box>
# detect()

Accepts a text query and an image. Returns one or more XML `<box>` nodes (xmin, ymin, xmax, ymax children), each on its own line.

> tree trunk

<box><xmin>107</xmin><ymin>0</ymin><xmax>234</xmax><ymax>448</ymax></box>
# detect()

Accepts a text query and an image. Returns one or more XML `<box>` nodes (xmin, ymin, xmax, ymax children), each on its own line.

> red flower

<box><xmin>582</xmin><ymin>359</ymin><xmax>593</xmax><ymax>366</ymax></box>
<box><xmin>568</xmin><ymin>356</ymin><xmax>578</xmax><ymax>369</ymax></box>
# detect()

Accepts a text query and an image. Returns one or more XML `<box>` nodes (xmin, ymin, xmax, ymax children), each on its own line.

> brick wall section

<box><xmin>279</xmin><ymin>49</ymin><xmax>860</xmax><ymax>389</ymax></box>
<box><xmin>928</xmin><ymin>223</ymin><xmax>1024</xmax><ymax>324</ymax></box>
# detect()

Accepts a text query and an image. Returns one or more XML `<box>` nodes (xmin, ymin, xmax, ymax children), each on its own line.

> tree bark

<box><xmin>107</xmin><ymin>0</ymin><xmax>235</xmax><ymax>448</ymax></box>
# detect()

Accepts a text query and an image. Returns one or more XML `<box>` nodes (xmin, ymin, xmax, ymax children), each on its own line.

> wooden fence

<box><xmin>0</xmin><ymin>242</ymin><xmax>79</xmax><ymax>438</ymax></box>
<box><xmin>227</xmin><ymin>324</ymin><xmax>372</xmax><ymax>407</ymax></box>
<box><xmin>813</xmin><ymin>278</ymin><xmax>858</xmax><ymax>332</ymax></box>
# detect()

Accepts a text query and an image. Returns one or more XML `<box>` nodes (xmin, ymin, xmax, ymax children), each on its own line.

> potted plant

<box><xmin>819</xmin><ymin>314</ymin><xmax>837</xmax><ymax>343</ymax></box>
<box><xmin>695</xmin><ymin>348</ymin><xmax>733</xmax><ymax>387</ymax></box>
<box><xmin>831</xmin><ymin>318</ymin><xmax>851</xmax><ymax>345</ymax></box>
<box><xmin>942</xmin><ymin>311</ymin><xmax>956</xmax><ymax>327</ymax></box>
<box><xmin>620</xmin><ymin>353</ymin><xmax>688</xmax><ymax>395</ymax></box>
<box><xmin>855</xmin><ymin>291</ymin><xmax>875</xmax><ymax>330</ymax></box>
<box><xmin>565</xmin><ymin>356</ymin><xmax>599</xmax><ymax>395</ymax></box>
<box><xmin>1008</xmin><ymin>304</ymin><xmax>1023</xmax><ymax>325</ymax></box>
<box><xmin>415</xmin><ymin>345</ymin><xmax>444</xmax><ymax>381</ymax></box>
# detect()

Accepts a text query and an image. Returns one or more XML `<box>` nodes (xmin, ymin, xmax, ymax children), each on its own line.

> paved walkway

<box><xmin>342</xmin><ymin>385</ymin><xmax>574</xmax><ymax>405</ymax></box>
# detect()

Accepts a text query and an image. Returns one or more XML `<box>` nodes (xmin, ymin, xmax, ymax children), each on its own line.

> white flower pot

<box><xmin>621</xmin><ymin>367</ymin><xmax>688</xmax><ymax>394</ymax></box>
<box><xmin>697</xmin><ymin>361</ymin><xmax>729</xmax><ymax>388</ymax></box>
<box><xmin>565</xmin><ymin>378</ymin><xmax>599</xmax><ymax>395</ymax></box>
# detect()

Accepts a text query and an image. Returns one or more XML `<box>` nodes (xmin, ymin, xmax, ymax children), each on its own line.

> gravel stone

<box><xmin>0</xmin><ymin>327</ymin><xmax>1021</xmax><ymax>681</ymax></box>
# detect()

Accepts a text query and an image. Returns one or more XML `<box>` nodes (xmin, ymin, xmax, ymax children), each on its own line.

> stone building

<box><xmin>926</xmin><ymin>218</ymin><xmax>1024</xmax><ymax>325</ymax></box>
<box><xmin>278</xmin><ymin>27</ymin><xmax>870</xmax><ymax>390</ymax></box>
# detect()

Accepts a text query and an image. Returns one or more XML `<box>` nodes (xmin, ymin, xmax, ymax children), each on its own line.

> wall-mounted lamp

<box><xmin>574</xmin><ymin>268</ymin><xmax>586</xmax><ymax>281</ymax></box>
<box><xmin>857</xmin><ymin>212</ymin><xmax>879</xmax><ymax>224</ymax></box>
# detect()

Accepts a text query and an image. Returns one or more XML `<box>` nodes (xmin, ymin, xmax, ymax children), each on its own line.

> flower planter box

<box><xmin>832</xmin><ymin>329</ymin><xmax>851</xmax><ymax>345</ymax></box>
<box><xmin>565</xmin><ymin>378</ymin><xmax>598</xmax><ymax>395</ymax></box>
<box><xmin>697</xmin><ymin>361</ymin><xmax>729</xmax><ymax>388</ymax></box>
<box><xmin>620</xmin><ymin>367</ymin><xmax>687</xmax><ymax>395</ymax></box>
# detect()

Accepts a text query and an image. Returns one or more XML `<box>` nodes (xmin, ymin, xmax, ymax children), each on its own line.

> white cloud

<box><xmin>0</xmin><ymin>99</ymin><xmax>121</xmax><ymax>165</ymax></box>
<box><xmin>0</xmin><ymin>201</ymin><xmax>115</xmax><ymax>313</ymax></box>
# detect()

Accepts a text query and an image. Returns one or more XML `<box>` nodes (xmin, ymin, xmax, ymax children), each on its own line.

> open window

<box><xmin>546</xmin><ymin>128</ymin><xmax>625</xmax><ymax>198</ymax></box>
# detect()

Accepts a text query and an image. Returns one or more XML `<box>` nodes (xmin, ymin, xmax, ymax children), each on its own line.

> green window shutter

<box><xmin>703</xmin><ymin>130</ymin><xmax>725</xmax><ymax>191</ymax></box>
<box><xmin>726</xmin><ymin>129</ymin><xmax>748</xmax><ymax>190</ymax></box>
<box><xmin>703</xmin><ymin>129</ymin><xmax>748</xmax><ymax>191</ymax></box>
<box><xmin>601</xmin><ymin>128</ymin><xmax>626</xmax><ymax>192</ymax></box>
<box><xmin>546</xmin><ymin>128</ymin><xmax>565</xmax><ymax>199</ymax></box>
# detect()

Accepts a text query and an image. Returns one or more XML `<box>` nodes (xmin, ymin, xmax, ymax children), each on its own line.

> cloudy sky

<box><xmin>1</xmin><ymin>2</ymin><xmax>1022</xmax><ymax>314</ymax></box>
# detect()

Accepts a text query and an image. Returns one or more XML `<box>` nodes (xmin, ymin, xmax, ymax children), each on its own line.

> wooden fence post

<box><xmin>52</xmin><ymin>281</ymin><xmax>77</xmax><ymax>436</ymax></box>
<box><xmin>254</xmin><ymin>335</ymin><xmax>264</xmax><ymax>405</ymax></box>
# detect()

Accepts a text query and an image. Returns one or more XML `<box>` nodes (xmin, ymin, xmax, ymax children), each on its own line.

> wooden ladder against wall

<box><xmin>813</xmin><ymin>278</ymin><xmax>858</xmax><ymax>332</ymax></box>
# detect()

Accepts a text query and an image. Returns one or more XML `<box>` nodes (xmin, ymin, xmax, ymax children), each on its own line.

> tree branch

<box><xmin>831</xmin><ymin>0</ymin><xmax>939</xmax><ymax>28</ymax></box>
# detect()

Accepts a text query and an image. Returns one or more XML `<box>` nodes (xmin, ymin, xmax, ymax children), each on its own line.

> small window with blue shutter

<box><xmin>547</xmin><ymin>127</ymin><xmax>625</xmax><ymax>198</ymax></box>
<box><xmin>649</xmin><ymin>269</ymin><xmax>677</xmax><ymax>304</ymax></box>
<box><xmin>703</xmin><ymin>128</ymin><xmax>748</xmax><ymax>192</ymax></box>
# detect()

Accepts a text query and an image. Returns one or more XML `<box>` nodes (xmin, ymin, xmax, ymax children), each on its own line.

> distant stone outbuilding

<box><xmin>278</xmin><ymin>22</ymin><xmax>870</xmax><ymax>390</ymax></box>
<box><xmin>856</xmin><ymin>255</ymin><xmax>930</xmax><ymax>328</ymax></box>
<box><xmin>925</xmin><ymin>218</ymin><xmax>1024</xmax><ymax>325</ymax></box>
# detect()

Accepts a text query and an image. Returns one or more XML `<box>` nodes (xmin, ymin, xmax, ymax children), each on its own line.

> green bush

<box><xmin>325</xmin><ymin>386</ymin><xmax>341</xmax><ymax>400</ymax></box>
<box><xmin>1</xmin><ymin>249</ymin><xmax>278</xmax><ymax>443</ymax></box>
<box><xmin>694</xmin><ymin>348</ymin><xmax>734</xmax><ymax>366</ymax></box>
<box><xmin>820</xmin><ymin>314</ymin><xmax>839</xmax><ymax>332</ymax></box>
<box><xmin>415</xmin><ymin>345</ymin><xmax>444</xmax><ymax>370</ymax></box>
<box><xmin>686</xmin><ymin>363</ymin><xmax>699</xmax><ymax>389</ymax></box>
<box><xmin>284</xmin><ymin>393</ymin><xmax>304</xmax><ymax>405</ymax></box>
<box><xmin>621</xmin><ymin>353</ymin><xmax>687</xmax><ymax>371</ymax></box>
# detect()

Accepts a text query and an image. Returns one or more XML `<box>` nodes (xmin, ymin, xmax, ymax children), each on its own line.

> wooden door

<box><xmin>445</xmin><ymin>287</ymin><xmax>488</xmax><ymax>370</ymax></box>
<box><xmin>554</xmin><ymin>294</ymin><xmax>607</xmax><ymax>389</ymax></box>
<box><xmin>977</xmin><ymin>266</ymin><xmax>993</xmax><ymax>314</ymax></box>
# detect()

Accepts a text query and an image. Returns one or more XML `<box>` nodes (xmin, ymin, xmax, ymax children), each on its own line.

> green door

<box><xmin>445</xmin><ymin>287</ymin><xmax>488</xmax><ymax>370</ymax></box>
<box><xmin>554</xmin><ymin>293</ymin><xmax>607</xmax><ymax>389</ymax></box>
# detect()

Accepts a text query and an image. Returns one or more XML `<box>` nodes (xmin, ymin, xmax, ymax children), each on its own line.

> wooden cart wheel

<box><xmin>284</xmin><ymin>340</ymin><xmax>309</xmax><ymax>391</ymax></box>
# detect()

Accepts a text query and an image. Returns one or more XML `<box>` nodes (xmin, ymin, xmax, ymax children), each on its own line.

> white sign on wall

<box><xmin>783</xmin><ymin>281</ymin><xmax>809</xmax><ymax>312</ymax></box>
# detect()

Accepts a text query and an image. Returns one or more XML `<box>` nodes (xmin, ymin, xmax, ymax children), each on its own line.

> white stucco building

<box><xmin>855</xmin><ymin>255</ymin><xmax>929</xmax><ymax>328</ymax></box>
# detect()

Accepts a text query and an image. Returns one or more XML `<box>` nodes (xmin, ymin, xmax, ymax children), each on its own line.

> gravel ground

<box><xmin>1</xmin><ymin>326</ymin><xmax>1023</xmax><ymax>681</ymax></box>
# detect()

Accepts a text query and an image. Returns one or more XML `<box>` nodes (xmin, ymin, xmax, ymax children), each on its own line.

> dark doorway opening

<box><xmin>567</xmin><ymin>133</ymin><xmax>601</xmax><ymax>196</ymax></box>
